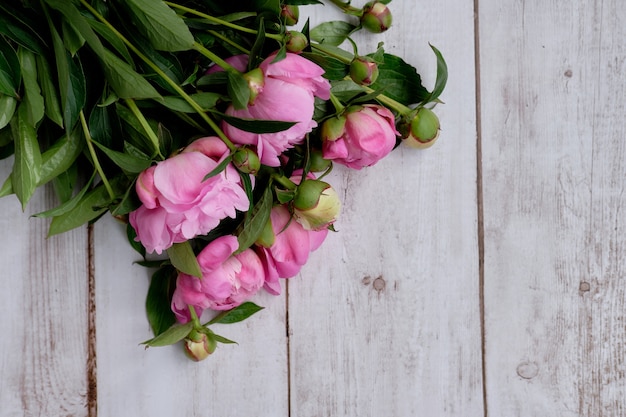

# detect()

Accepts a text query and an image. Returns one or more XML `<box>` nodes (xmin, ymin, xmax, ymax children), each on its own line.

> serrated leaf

<box><xmin>235</xmin><ymin>185</ymin><xmax>273</xmax><ymax>253</ymax></box>
<box><xmin>125</xmin><ymin>0</ymin><xmax>194</xmax><ymax>52</ymax></box>
<box><xmin>10</xmin><ymin>104</ymin><xmax>41</xmax><ymax>210</ymax></box>
<box><xmin>142</xmin><ymin>322</ymin><xmax>194</xmax><ymax>347</ymax></box>
<box><xmin>310</xmin><ymin>21</ymin><xmax>357</xmax><ymax>46</ymax></box>
<box><xmin>146</xmin><ymin>266</ymin><xmax>177</xmax><ymax>336</ymax></box>
<box><xmin>0</xmin><ymin>94</ymin><xmax>17</xmax><ymax>129</ymax></box>
<box><xmin>167</xmin><ymin>241</ymin><xmax>202</xmax><ymax>278</ymax></box>
<box><xmin>206</xmin><ymin>302</ymin><xmax>264</xmax><ymax>325</ymax></box>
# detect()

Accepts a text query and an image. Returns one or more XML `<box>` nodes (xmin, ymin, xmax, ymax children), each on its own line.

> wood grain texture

<box><xmin>0</xmin><ymin>160</ymin><xmax>89</xmax><ymax>417</ymax></box>
<box><xmin>289</xmin><ymin>1</ymin><xmax>483</xmax><ymax>416</ymax></box>
<box><xmin>479</xmin><ymin>0</ymin><xmax>626</xmax><ymax>415</ymax></box>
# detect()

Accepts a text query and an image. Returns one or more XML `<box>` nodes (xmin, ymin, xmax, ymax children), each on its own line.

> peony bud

<box><xmin>183</xmin><ymin>330</ymin><xmax>217</xmax><ymax>362</ymax></box>
<box><xmin>243</xmin><ymin>68</ymin><xmax>265</xmax><ymax>105</ymax></box>
<box><xmin>232</xmin><ymin>147</ymin><xmax>261</xmax><ymax>174</ymax></box>
<box><xmin>349</xmin><ymin>56</ymin><xmax>379</xmax><ymax>86</ymax></box>
<box><xmin>403</xmin><ymin>107</ymin><xmax>440</xmax><ymax>149</ymax></box>
<box><xmin>285</xmin><ymin>31</ymin><xmax>308</xmax><ymax>53</ymax></box>
<box><xmin>281</xmin><ymin>4</ymin><xmax>299</xmax><ymax>26</ymax></box>
<box><xmin>360</xmin><ymin>1</ymin><xmax>392</xmax><ymax>33</ymax></box>
<box><xmin>293</xmin><ymin>180</ymin><xmax>341</xmax><ymax>230</ymax></box>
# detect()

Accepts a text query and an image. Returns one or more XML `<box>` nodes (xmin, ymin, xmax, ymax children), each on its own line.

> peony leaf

<box><xmin>158</xmin><ymin>93</ymin><xmax>221</xmax><ymax>113</ymax></box>
<box><xmin>33</xmin><ymin>171</ymin><xmax>95</xmax><ymax>218</ymax></box>
<box><xmin>300</xmin><ymin>51</ymin><xmax>349</xmax><ymax>80</ymax></box>
<box><xmin>0</xmin><ymin>36</ymin><xmax>21</xmax><ymax>98</ymax></box>
<box><xmin>145</xmin><ymin>266</ymin><xmax>177</xmax><ymax>336</ymax></box>
<box><xmin>202</xmin><ymin>155</ymin><xmax>232</xmax><ymax>181</ymax></box>
<box><xmin>167</xmin><ymin>241</ymin><xmax>202</xmax><ymax>278</ymax></box>
<box><xmin>211</xmin><ymin>333</ymin><xmax>237</xmax><ymax>344</ymax></box>
<box><xmin>101</xmin><ymin>49</ymin><xmax>161</xmax><ymax>99</ymax></box>
<box><xmin>0</xmin><ymin>94</ymin><xmax>17</xmax><ymax>129</ymax></box>
<box><xmin>91</xmin><ymin>140</ymin><xmax>153</xmax><ymax>173</ymax></box>
<box><xmin>125</xmin><ymin>0</ymin><xmax>195</xmax><ymax>52</ymax></box>
<box><xmin>368</xmin><ymin>53</ymin><xmax>429</xmax><ymax>105</ymax></box>
<box><xmin>10</xmin><ymin>104</ymin><xmax>41</xmax><ymax>210</ymax></box>
<box><xmin>35</xmin><ymin>55</ymin><xmax>63</xmax><ymax>128</ymax></box>
<box><xmin>424</xmin><ymin>44</ymin><xmax>448</xmax><ymax>103</ymax></box>
<box><xmin>0</xmin><ymin>4</ymin><xmax>47</xmax><ymax>55</ymax></box>
<box><xmin>226</xmin><ymin>69</ymin><xmax>250</xmax><ymax>110</ymax></box>
<box><xmin>39</xmin><ymin>126</ymin><xmax>84</xmax><ymax>186</ymax></box>
<box><xmin>219</xmin><ymin>112</ymin><xmax>296</xmax><ymax>134</ymax></box>
<box><xmin>206</xmin><ymin>302</ymin><xmax>264</xmax><ymax>325</ymax></box>
<box><xmin>17</xmin><ymin>47</ymin><xmax>44</xmax><ymax>126</ymax></box>
<box><xmin>235</xmin><ymin>185</ymin><xmax>273</xmax><ymax>254</ymax></box>
<box><xmin>142</xmin><ymin>322</ymin><xmax>194</xmax><ymax>347</ymax></box>
<box><xmin>283</xmin><ymin>0</ymin><xmax>323</xmax><ymax>4</ymax></box>
<box><xmin>310</xmin><ymin>21</ymin><xmax>357</xmax><ymax>46</ymax></box>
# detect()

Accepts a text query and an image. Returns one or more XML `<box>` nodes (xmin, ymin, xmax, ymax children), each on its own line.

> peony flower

<box><xmin>321</xmin><ymin>104</ymin><xmax>399</xmax><ymax>169</ymax></box>
<box><xmin>221</xmin><ymin>52</ymin><xmax>331</xmax><ymax>166</ymax></box>
<box><xmin>255</xmin><ymin>205</ymin><xmax>328</xmax><ymax>295</ymax></box>
<box><xmin>171</xmin><ymin>235</ymin><xmax>266</xmax><ymax>322</ymax></box>
<box><xmin>129</xmin><ymin>137</ymin><xmax>250</xmax><ymax>254</ymax></box>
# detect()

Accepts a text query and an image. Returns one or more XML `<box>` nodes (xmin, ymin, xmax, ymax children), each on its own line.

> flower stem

<box><xmin>192</xmin><ymin>42</ymin><xmax>236</xmax><ymax>72</ymax></box>
<box><xmin>326</xmin><ymin>0</ymin><xmax>363</xmax><ymax>16</ymax></box>
<box><xmin>79</xmin><ymin>111</ymin><xmax>115</xmax><ymax>200</ymax></box>
<box><xmin>165</xmin><ymin>2</ymin><xmax>283</xmax><ymax>41</ymax></box>
<box><xmin>188</xmin><ymin>305</ymin><xmax>201</xmax><ymax>327</ymax></box>
<box><xmin>125</xmin><ymin>99</ymin><xmax>164</xmax><ymax>159</ymax></box>
<box><xmin>208</xmin><ymin>30</ymin><xmax>251</xmax><ymax>54</ymax></box>
<box><xmin>272</xmin><ymin>173</ymin><xmax>297</xmax><ymax>190</ymax></box>
<box><xmin>329</xmin><ymin>92</ymin><xmax>345</xmax><ymax>113</ymax></box>
<box><xmin>77</xmin><ymin>0</ymin><xmax>237</xmax><ymax>152</ymax></box>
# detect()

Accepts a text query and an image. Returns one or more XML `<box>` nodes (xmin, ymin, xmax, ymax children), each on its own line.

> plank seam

<box><xmin>473</xmin><ymin>0</ymin><xmax>488</xmax><ymax>416</ymax></box>
<box><xmin>286</xmin><ymin>280</ymin><xmax>292</xmax><ymax>417</ymax></box>
<box><xmin>87</xmin><ymin>224</ymin><xmax>97</xmax><ymax>417</ymax></box>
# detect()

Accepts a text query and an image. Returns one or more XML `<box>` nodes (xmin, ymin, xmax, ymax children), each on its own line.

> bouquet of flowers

<box><xmin>0</xmin><ymin>0</ymin><xmax>446</xmax><ymax>361</ymax></box>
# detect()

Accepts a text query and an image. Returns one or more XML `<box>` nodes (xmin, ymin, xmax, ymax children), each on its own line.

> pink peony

<box><xmin>321</xmin><ymin>104</ymin><xmax>399</xmax><ymax>169</ymax></box>
<box><xmin>221</xmin><ymin>52</ymin><xmax>331</xmax><ymax>166</ymax></box>
<box><xmin>255</xmin><ymin>204</ymin><xmax>328</xmax><ymax>295</ymax></box>
<box><xmin>171</xmin><ymin>235</ymin><xmax>266</xmax><ymax>322</ymax></box>
<box><xmin>129</xmin><ymin>137</ymin><xmax>250</xmax><ymax>254</ymax></box>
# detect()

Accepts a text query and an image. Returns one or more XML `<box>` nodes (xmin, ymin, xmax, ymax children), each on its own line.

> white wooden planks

<box><xmin>480</xmin><ymin>0</ymin><xmax>626</xmax><ymax>415</ymax></box>
<box><xmin>289</xmin><ymin>1</ymin><xmax>483</xmax><ymax>416</ymax></box>
<box><xmin>0</xmin><ymin>159</ymin><xmax>90</xmax><ymax>416</ymax></box>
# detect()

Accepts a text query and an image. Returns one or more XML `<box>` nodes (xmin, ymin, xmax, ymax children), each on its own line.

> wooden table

<box><xmin>1</xmin><ymin>1</ymin><xmax>624</xmax><ymax>416</ymax></box>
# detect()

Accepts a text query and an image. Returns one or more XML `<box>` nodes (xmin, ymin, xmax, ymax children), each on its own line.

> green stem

<box><xmin>326</xmin><ymin>0</ymin><xmax>363</xmax><ymax>16</ymax></box>
<box><xmin>361</xmin><ymin>83</ymin><xmax>413</xmax><ymax>116</ymax></box>
<box><xmin>208</xmin><ymin>30</ymin><xmax>250</xmax><ymax>54</ymax></box>
<box><xmin>329</xmin><ymin>92</ymin><xmax>345</xmax><ymax>113</ymax></box>
<box><xmin>192</xmin><ymin>42</ymin><xmax>236</xmax><ymax>72</ymax></box>
<box><xmin>272</xmin><ymin>173</ymin><xmax>297</xmax><ymax>190</ymax></box>
<box><xmin>125</xmin><ymin>99</ymin><xmax>164</xmax><ymax>159</ymax></box>
<box><xmin>79</xmin><ymin>111</ymin><xmax>115</xmax><ymax>199</ymax></box>
<box><xmin>165</xmin><ymin>2</ymin><xmax>283</xmax><ymax>41</ymax></box>
<box><xmin>77</xmin><ymin>0</ymin><xmax>236</xmax><ymax>151</ymax></box>
<box><xmin>188</xmin><ymin>305</ymin><xmax>201</xmax><ymax>327</ymax></box>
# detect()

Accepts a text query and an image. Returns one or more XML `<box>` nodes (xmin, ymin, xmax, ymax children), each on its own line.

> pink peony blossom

<box><xmin>221</xmin><ymin>52</ymin><xmax>331</xmax><ymax>167</ymax></box>
<box><xmin>255</xmin><ymin>204</ymin><xmax>328</xmax><ymax>295</ymax></box>
<box><xmin>129</xmin><ymin>137</ymin><xmax>250</xmax><ymax>254</ymax></box>
<box><xmin>321</xmin><ymin>104</ymin><xmax>399</xmax><ymax>169</ymax></box>
<box><xmin>171</xmin><ymin>235</ymin><xmax>266</xmax><ymax>322</ymax></box>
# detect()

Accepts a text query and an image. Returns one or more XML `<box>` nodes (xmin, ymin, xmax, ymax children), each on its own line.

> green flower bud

<box><xmin>232</xmin><ymin>147</ymin><xmax>261</xmax><ymax>174</ymax></box>
<box><xmin>308</xmin><ymin>149</ymin><xmax>332</xmax><ymax>172</ymax></box>
<box><xmin>349</xmin><ymin>56</ymin><xmax>379</xmax><ymax>86</ymax></box>
<box><xmin>403</xmin><ymin>107</ymin><xmax>440</xmax><ymax>149</ymax></box>
<box><xmin>184</xmin><ymin>330</ymin><xmax>217</xmax><ymax>362</ymax></box>
<box><xmin>285</xmin><ymin>31</ymin><xmax>308</xmax><ymax>53</ymax></box>
<box><xmin>361</xmin><ymin>1</ymin><xmax>392</xmax><ymax>33</ymax></box>
<box><xmin>281</xmin><ymin>4</ymin><xmax>299</xmax><ymax>26</ymax></box>
<box><xmin>293</xmin><ymin>180</ymin><xmax>341</xmax><ymax>230</ymax></box>
<box><xmin>254</xmin><ymin>216</ymin><xmax>276</xmax><ymax>248</ymax></box>
<box><xmin>243</xmin><ymin>68</ymin><xmax>265</xmax><ymax>105</ymax></box>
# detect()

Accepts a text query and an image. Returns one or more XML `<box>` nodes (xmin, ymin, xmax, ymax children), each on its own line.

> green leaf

<box><xmin>126</xmin><ymin>222</ymin><xmax>146</xmax><ymax>257</ymax></box>
<box><xmin>101</xmin><ymin>49</ymin><xmax>161</xmax><ymax>99</ymax></box>
<box><xmin>35</xmin><ymin>55</ymin><xmax>64</xmax><ymax>128</ymax></box>
<box><xmin>167</xmin><ymin>241</ymin><xmax>202</xmax><ymax>278</ymax></box>
<box><xmin>207</xmin><ymin>302</ymin><xmax>264</xmax><ymax>325</ymax></box>
<box><xmin>142</xmin><ymin>322</ymin><xmax>194</xmax><ymax>347</ymax></box>
<box><xmin>235</xmin><ymin>185</ymin><xmax>273</xmax><ymax>253</ymax></box>
<box><xmin>424</xmin><ymin>44</ymin><xmax>448</xmax><ymax>103</ymax></box>
<box><xmin>158</xmin><ymin>92</ymin><xmax>221</xmax><ymax>113</ymax></box>
<box><xmin>202</xmin><ymin>155</ymin><xmax>232</xmax><ymax>181</ymax></box>
<box><xmin>48</xmin><ymin>182</ymin><xmax>113</xmax><ymax>236</ymax></box>
<box><xmin>219</xmin><ymin>112</ymin><xmax>297</xmax><ymax>134</ymax></box>
<box><xmin>283</xmin><ymin>0</ymin><xmax>323</xmax><ymax>4</ymax></box>
<box><xmin>368</xmin><ymin>53</ymin><xmax>429</xmax><ymax>105</ymax></box>
<box><xmin>0</xmin><ymin>94</ymin><xmax>17</xmax><ymax>129</ymax></box>
<box><xmin>125</xmin><ymin>0</ymin><xmax>195</xmax><ymax>52</ymax></box>
<box><xmin>251</xmin><ymin>0</ymin><xmax>281</xmax><ymax>13</ymax></box>
<box><xmin>227</xmin><ymin>70</ymin><xmax>250</xmax><ymax>110</ymax></box>
<box><xmin>17</xmin><ymin>47</ymin><xmax>45</xmax><ymax>126</ymax></box>
<box><xmin>33</xmin><ymin>171</ymin><xmax>95</xmax><ymax>218</ymax></box>
<box><xmin>87</xmin><ymin>20</ymin><xmax>134</xmax><ymax>65</ymax></box>
<box><xmin>52</xmin><ymin>164</ymin><xmax>78</xmax><ymax>204</ymax></box>
<box><xmin>300</xmin><ymin>51</ymin><xmax>349</xmax><ymax>80</ymax></box>
<box><xmin>10</xmin><ymin>104</ymin><xmax>41</xmax><ymax>210</ymax></box>
<box><xmin>310</xmin><ymin>21</ymin><xmax>357</xmax><ymax>46</ymax></box>
<box><xmin>91</xmin><ymin>140</ymin><xmax>153</xmax><ymax>173</ymax></box>
<box><xmin>0</xmin><ymin>36</ymin><xmax>21</xmax><ymax>97</ymax></box>
<box><xmin>0</xmin><ymin>174</ymin><xmax>13</xmax><ymax>197</ymax></box>
<box><xmin>211</xmin><ymin>333</ymin><xmax>237</xmax><ymax>344</ymax></box>
<box><xmin>62</xmin><ymin>20</ymin><xmax>86</xmax><ymax>55</ymax></box>
<box><xmin>146</xmin><ymin>266</ymin><xmax>177</xmax><ymax>336</ymax></box>
<box><xmin>0</xmin><ymin>5</ymin><xmax>47</xmax><ymax>55</ymax></box>
<box><xmin>39</xmin><ymin>126</ymin><xmax>84</xmax><ymax>185</ymax></box>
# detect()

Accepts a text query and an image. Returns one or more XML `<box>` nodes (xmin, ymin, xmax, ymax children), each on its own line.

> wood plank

<box><xmin>0</xmin><ymin>159</ymin><xmax>90</xmax><ymax>416</ymax></box>
<box><xmin>289</xmin><ymin>1</ymin><xmax>483</xmax><ymax>416</ymax></box>
<box><xmin>480</xmin><ymin>0</ymin><xmax>626</xmax><ymax>415</ymax></box>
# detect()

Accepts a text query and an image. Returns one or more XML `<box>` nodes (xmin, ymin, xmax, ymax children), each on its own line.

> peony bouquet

<box><xmin>0</xmin><ymin>0</ymin><xmax>446</xmax><ymax>361</ymax></box>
